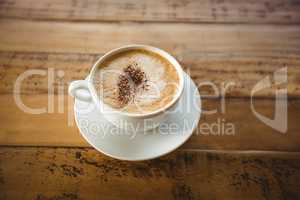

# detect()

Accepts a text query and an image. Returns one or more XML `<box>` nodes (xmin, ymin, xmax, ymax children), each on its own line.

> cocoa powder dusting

<box><xmin>117</xmin><ymin>74</ymin><xmax>131</xmax><ymax>105</ymax></box>
<box><xmin>117</xmin><ymin>63</ymin><xmax>147</xmax><ymax>105</ymax></box>
<box><xmin>124</xmin><ymin>64</ymin><xmax>145</xmax><ymax>85</ymax></box>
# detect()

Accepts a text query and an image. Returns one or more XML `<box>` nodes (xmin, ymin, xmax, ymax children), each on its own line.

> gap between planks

<box><xmin>0</xmin><ymin>0</ymin><xmax>300</xmax><ymax>24</ymax></box>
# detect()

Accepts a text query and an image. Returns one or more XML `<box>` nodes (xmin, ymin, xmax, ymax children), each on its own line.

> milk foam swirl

<box><xmin>93</xmin><ymin>50</ymin><xmax>179</xmax><ymax>114</ymax></box>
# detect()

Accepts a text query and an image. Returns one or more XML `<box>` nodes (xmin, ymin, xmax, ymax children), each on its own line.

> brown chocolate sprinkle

<box><xmin>124</xmin><ymin>64</ymin><xmax>145</xmax><ymax>85</ymax></box>
<box><xmin>117</xmin><ymin>63</ymin><xmax>148</xmax><ymax>105</ymax></box>
<box><xmin>117</xmin><ymin>74</ymin><xmax>131</xmax><ymax>105</ymax></box>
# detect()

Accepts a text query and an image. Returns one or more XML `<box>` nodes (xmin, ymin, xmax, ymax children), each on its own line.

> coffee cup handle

<box><xmin>68</xmin><ymin>80</ymin><xmax>92</xmax><ymax>102</ymax></box>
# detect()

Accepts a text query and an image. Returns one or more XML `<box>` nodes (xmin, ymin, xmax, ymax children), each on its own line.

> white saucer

<box><xmin>74</xmin><ymin>72</ymin><xmax>201</xmax><ymax>161</ymax></box>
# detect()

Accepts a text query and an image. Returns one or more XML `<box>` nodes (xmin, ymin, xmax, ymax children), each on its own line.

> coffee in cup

<box><xmin>69</xmin><ymin>45</ymin><xmax>184</xmax><ymax>131</ymax></box>
<box><xmin>93</xmin><ymin>49</ymin><xmax>180</xmax><ymax>114</ymax></box>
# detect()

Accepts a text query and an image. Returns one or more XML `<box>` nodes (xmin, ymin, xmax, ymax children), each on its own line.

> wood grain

<box><xmin>0</xmin><ymin>0</ymin><xmax>299</xmax><ymax>199</ymax></box>
<box><xmin>0</xmin><ymin>0</ymin><xmax>300</xmax><ymax>24</ymax></box>
<box><xmin>1</xmin><ymin>51</ymin><xmax>300</xmax><ymax>98</ymax></box>
<box><xmin>0</xmin><ymin>147</ymin><xmax>299</xmax><ymax>200</ymax></box>
<box><xmin>0</xmin><ymin>19</ymin><xmax>300</xmax><ymax>56</ymax></box>
<box><xmin>1</xmin><ymin>94</ymin><xmax>299</xmax><ymax>151</ymax></box>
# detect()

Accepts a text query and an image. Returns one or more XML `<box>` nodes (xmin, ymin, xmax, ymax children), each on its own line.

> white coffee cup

<box><xmin>69</xmin><ymin>45</ymin><xmax>184</xmax><ymax>131</ymax></box>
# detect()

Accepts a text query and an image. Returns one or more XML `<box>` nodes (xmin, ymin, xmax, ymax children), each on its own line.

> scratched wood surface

<box><xmin>0</xmin><ymin>51</ymin><xmax>299</xmax><ymax>97</ymax></box>
<box><xmin>0</xmin><ymin>0</ymin><xmax>300</xmax><ymax>199</ymax></box>
<box><xmin>0</xmin><ymin>147</ymin><xmax>300</xmax><ymax>200</ymax></box>
<box><xmin>1</xmin><ymin>95</ymin><xmax>300</xmax><ymax>152</ymax></box>
<box><xmin>0</xmin><ymin>0</ymin><xmax>300</xmax><ymax>24</ymax></box>
<box><xmin>1</xmin><ymin>19</ymin><xmax>300</xmax><ymax>56</ymax></box>
<box><xmin>0</xmin><ymin>23</ymin><xmax>299</xmax><ymax>149</ymax></box>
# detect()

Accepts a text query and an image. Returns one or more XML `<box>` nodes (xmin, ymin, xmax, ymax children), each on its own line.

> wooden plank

<box><xmin>1</xmin><ymin>51</ymin><xmax>300</xmax><ymax>98</ymax></box>
<box><xmin>0</xmin><ymin>19</ymin><xmax>300</xmax><ymax>56</ymax></box>
<box><xmin>0</xmin><ymin>147</ymin><xmax>299</xmax><ymax>200</ymax></box>
<box><xmin>1</xmin><ymin>94</ymin><xmax>300</xmax><ymax>151</ymax></box>
<box><xmin>0</xmin><ymin>94</ymin><xmax>87</xmax><ymax>147</ymax></box>
<box><xmin>0</xmin><ymin>0</ymin><xmax>300</xmax><ymax>24</ymax></box>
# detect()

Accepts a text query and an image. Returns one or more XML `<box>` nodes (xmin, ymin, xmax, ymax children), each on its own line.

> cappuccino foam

<box><xmin>93</xmin><ymin>49</ymin><xmax>179</xmax><ymax>114</ymax></box>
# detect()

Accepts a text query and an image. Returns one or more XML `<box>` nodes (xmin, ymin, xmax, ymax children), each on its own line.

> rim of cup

<box><xmin>88</xmin><ymin>44</ymin><xmax>184</xmax><ymax>118</ymax></box>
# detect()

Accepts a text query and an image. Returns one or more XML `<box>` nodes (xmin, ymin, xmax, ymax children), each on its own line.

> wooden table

<box><xmin>0</xmin><ymin>0</ymin><xmax>300</xmax><ymax>199</ymax></box>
